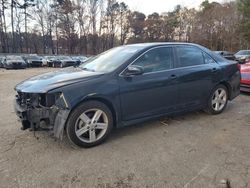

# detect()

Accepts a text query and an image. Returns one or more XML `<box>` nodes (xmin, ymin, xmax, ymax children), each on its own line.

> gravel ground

<box><xmin>0</xmin><ymin>68</ymin><xmax>250</xmax><ymax>188</ymax></box>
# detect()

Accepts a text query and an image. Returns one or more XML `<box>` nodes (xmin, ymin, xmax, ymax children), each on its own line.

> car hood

<box><xmin>61</xmin><ymin>59</ymin><xmax>73</xmax><ymax>61</ymax></box>
<box><xmin>29</xmin><ymin>59</ymin><xmax>42</xmax><ymax>61</ymax></box>
<box><xmin>7</xmin><ymin>60</ymin><xmax>25</xmax><ymax>64</ymax></box>
<box><xmin>15</xmin><ymin>67</ymin><xmax>104</xmax><ymax>93</ymax></box>
<box><xmin>235</xmin><ymin>55</ymin><xmax>250</xmax><ymax>59</ymax></box>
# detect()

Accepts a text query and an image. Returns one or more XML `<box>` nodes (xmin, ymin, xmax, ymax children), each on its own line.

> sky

<box><xmin>118</xmin><ymin>0</ymin><xmax>228</xmax><ymax>15</ymax></box>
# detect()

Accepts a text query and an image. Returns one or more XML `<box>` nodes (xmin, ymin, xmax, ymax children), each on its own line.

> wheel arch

<box><xmin>218</xmin><ymin>81</ymin><xmax>232</xmax><ymax>99</ymax></box>
<box><xmin>69</xmin><ymin>96</ymin><xmax>118</xmax><ymax>128</ymax></box>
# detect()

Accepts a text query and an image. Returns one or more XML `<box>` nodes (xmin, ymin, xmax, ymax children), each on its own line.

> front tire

<box><xmin>206</xmin><ymin>85</ymin><xmax>228</xmax><ymax>115</ymax></box>
<box><xmin>66</xmin><ymin>101</ymin><xmax>113</xmax><ymax>148</ymax></box>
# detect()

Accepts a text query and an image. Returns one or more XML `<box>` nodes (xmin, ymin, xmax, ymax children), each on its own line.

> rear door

<box><xmin>174</xmin><ymin>45</ymin><xmax>221</xmax><ymax>109</ymax></box>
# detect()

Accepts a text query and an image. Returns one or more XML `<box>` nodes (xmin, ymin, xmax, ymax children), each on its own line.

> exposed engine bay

<box><xmin>15</xmin><ymin>92</ymin><xmax>70</xmax><ymax>138</ymax></box>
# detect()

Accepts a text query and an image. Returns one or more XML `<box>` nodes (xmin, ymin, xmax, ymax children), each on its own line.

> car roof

<box><xmin>125</xmin><ymin>42</ymin><xmax>203</xmax><ymax>48</ymax></box>
<box><xmin>125</xmin><ymin>42</ymin><xmax>225</xmax><ymax>62</ymax></box>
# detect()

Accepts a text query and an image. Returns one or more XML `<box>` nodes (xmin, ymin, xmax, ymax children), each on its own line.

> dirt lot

<box><xmin>0</xmin><ymin>68</ymin><xmax>250</xmax><ymax>188</ymax></box>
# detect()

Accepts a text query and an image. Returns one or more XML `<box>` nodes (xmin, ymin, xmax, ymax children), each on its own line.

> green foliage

<box><xmin>237</xmin><ymin>0</ymin><xmax>250</xmax><ymax>42</ymax></box>
<box><xmin>201</xmin><ymin>0</ymin><xmax>211</xmax><ymax>10</ymax></box>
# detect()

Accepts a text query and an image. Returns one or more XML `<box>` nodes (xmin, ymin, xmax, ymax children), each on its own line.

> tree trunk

<box><xmin>41</xmin><ymin>22</ymin><xmax>46</xmax><ymax>54</ymax></box>
<box><xmin>2</xmin><ymin>0</ymin><xmax>9</xmax><ymax>52</ymax></box>
<box><xmin>1</xmin><ymin>0</ymin><xmax>9</xmax><ymax>53</ymax></box>
<box><xmin>25</xmin><ymin>8</ymin><xmax>29</xmax><ymax>53</ymax></box>
<box><xmin>11</xmin><ymin>0</ymin><xmax>15</xmax><ymax>53</ymax></box>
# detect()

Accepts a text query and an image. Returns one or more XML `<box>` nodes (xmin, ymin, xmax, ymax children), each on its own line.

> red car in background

<box><xmin>240</xmin><ymin>63</ymin><xmax>250</xmax><ymax>92</ymax></box>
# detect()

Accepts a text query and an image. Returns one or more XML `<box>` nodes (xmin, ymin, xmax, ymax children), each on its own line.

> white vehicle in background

<box><xmin>42</xmin><ymin>56</ymin><xmax>56</xmax><ymax>67</ymax></box>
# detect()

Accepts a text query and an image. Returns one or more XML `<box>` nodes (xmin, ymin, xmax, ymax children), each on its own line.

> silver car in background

<box><xmin>71</xmin><ymin>56</ymin><xmax>88</xmax><ymax>65</ymax></box>
<box><xmin>51</xmin><ymin>56</ymin><xmax>78</xmax><ymax>68</ymax></box>
<box><xmin>3</xmin><ymin>56</ymin><xmax>27</xmax><ymax>69</ymax></box>
<box><xmin>0</xmin><ymin>56</ymin><xmax>5</xmax><ymax>68</ymax></box>
<box><xmin>23</xmin><ymin>55</ymin><xmax>43</xmax><ymax>67</ymax></box>
<box><xmin>235</xmin><ymin>50</ymin><xmax>250</xmax><ymax>64</ymax></box>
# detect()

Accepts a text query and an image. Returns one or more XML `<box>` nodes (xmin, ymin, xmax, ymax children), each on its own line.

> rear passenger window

<box><xmin>203</xmin><ymin>53</ymin><xmax>216</xmax><ymax>64</ymax></box>
<box><xmin>176</xmin><ymin>46</ymin><xmax>204</xmax><ymax>67</ymax></box>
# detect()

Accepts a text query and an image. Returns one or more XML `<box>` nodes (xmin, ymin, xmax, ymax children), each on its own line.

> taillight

<box><xmin>237</xmin><ymin>63</ymin><xmax>241</xmax><ymax>70</ymax></box>
<box><xmin>245</xmin><ymin>58</ymin><xmax>250</xmax><ymax>63</ymax></box>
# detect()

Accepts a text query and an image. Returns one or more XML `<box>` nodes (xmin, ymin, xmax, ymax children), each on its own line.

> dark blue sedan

<box><xmin>14</xmin><ymin>43</ymin><xmax>240</xmax><ymax>147</ymax></box>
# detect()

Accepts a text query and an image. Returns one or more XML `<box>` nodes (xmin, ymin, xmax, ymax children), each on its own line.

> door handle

<box><xmin>211</xmin><ymin>68</ymin><xmax>218</xmax><ymax>73</ymax></box>
<box><xmin>170</xmin><ymin>75</ymin><xmax>177</xmax><ymax>80</ymax></box>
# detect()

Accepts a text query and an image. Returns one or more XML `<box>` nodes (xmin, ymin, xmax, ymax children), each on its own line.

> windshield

<box><xmin>6</xmin><ymin>56</ymin><xmax>23</xmax><ymax>61</ymax></box>
<box><xmin>79</xmin><ymin>45</ymin><xmax>143</xmax><ymax>72</ymax></box>
<box><xmin>59</xmin><ymin>56</ymin><xmax>72</xmax><ymax>60</ymax></box>
<box><xmin>45</xmin><ymin>56</ymin><xmax>54</xmax><ymax>59</ymax></box>
<box><xmin>29</xmin><ymin>56</ymin><xmax>41</xmax><ymax>60</ymax></box>
<box><xmin>236</xmin><ymin>50</ymin><xmax>250</xmax><ymax>55</ymax></box>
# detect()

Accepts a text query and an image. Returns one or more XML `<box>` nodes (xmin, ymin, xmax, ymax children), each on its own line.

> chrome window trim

<box><xmin>136</xmin><ymin>64</ymin><xmax>215</xmax><ymax>76</ymax></box>
<box><xmin>119</xmin><ymin>45</ymin><xmax>218</xmax><ymax>77</ymax></box>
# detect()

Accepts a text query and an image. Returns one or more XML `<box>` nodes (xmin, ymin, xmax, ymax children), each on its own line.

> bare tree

<box><xmin>118</xmin><ymin>2</ymin><xmax>130</xmax><ymax>45</ymax></box>
<box><xmin>0</xmin><ymin>0</ymin><xmax>9</xmax><ymax>52</ymax></box>
<box><xmin>11</xmin><ymin>0</ymin><xmax>16</xmax><ymax>52</ymax></box>
<box><xmin>87</xmin><ymin>0</ymin><xmax>101</xmax><ymax>54</ymax></box>
<box><xmin>75</xmin><ymin>0</ymin><xmax>90</xmax><ymax>54</ymax></box>
<box><xmin>19</xmin><ymin>0</ymin><xmax>35</xmax><ymax>52</ymax></box>
<box><xmin>0</xmin><ymin>0</ymin><xmax>249</xmax><ymax>54</ymax></box>
<box><xmin>15</xmin><ymin>3</ymin><xmax>24</xmax><ymax>52</ymax></box>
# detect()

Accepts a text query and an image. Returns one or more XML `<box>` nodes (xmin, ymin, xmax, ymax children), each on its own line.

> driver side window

<box><xmin>133</xmin><ymin>47</ymin><xmax>174</xmax><ymax>73</ymax></box>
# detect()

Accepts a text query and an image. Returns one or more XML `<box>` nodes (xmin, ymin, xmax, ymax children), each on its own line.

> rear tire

<box><xmin>66</xmin><ymin>101</ymin><xmax>113</xmax><ymax>148</ymax></box>
<box><xmin>206</xmin><ymin>84</ymin><xmax>228</xmax><ymax>115</ymax></box>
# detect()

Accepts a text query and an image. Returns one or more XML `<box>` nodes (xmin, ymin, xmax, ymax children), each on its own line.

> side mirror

<box><xmin>124</xmin><ymin>65</ymin><xmax>144</xmax><ymax>76</ymax></box>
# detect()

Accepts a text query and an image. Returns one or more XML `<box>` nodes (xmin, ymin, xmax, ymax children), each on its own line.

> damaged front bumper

<box><xmin>14</xmin><ymin>92</ymin><xmax>70</xmax><ymax>139</ymax></box>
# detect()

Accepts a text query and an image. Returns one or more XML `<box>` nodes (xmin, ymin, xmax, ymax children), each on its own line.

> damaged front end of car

<box><xmin>14</xmin><ymin>91</ymin><xmax>70</xmax><ymax>139</ymax></box>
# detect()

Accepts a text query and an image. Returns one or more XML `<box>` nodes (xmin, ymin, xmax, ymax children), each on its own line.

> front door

<box><xmin>119</xmin><ymin>46</ymin><xmax>179</xmax><ymax>121</ymax></box>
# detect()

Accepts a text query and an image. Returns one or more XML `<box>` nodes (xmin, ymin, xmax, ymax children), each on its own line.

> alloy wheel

<box><xmin>74</xmin><ymin>109</ymin><xmax>108</xmax><ymax>143</ymax></box>
<box><xmin>211</xmin><ymin>88</ymin><xmax>227</xmax><ymax>111</ymax></box>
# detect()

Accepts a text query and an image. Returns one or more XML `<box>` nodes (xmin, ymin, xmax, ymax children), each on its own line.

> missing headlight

<box><xmin>39</xmin><ymin>92</ymin><xmax>68</xmax><ymax>109</ymax></box>
<box><xmin>55</xmin><ymin>93</ymin><xmax>69</xmax><ymax>109</ymax></box>
<box><xmin>39</xmin><ymin>93</ymin><xmax>56</xmax><ymax>107</ymax></box>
